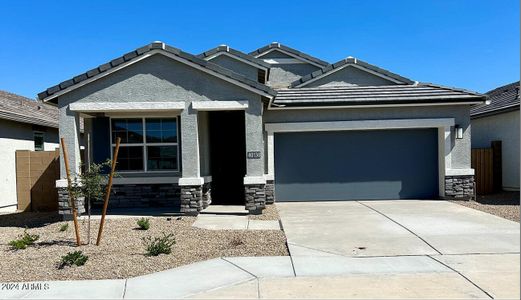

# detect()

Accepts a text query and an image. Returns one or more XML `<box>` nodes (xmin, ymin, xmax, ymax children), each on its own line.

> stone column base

<box><xmin>57</xmin><ymin>187</ymin><xmax>85</xmax><ymax>220</ymax></box>
<box><xmin>180</xmin><ymin>185</ymin><xmax>203</xmax><ymax>215</ymax></box>
<box><xmin>265</xmin><ymin>181</ymin><xmax>275</xmax><ymax>204</ymax></box>
<box><xmin>444</xmin><ymin>175</ymin><xmax>475</xmax><ymax>200</ymax></box>
<box><xmin>245</xmin><ymin>184</ymin><xmax>266</xmax><ymax>214</ymax></box>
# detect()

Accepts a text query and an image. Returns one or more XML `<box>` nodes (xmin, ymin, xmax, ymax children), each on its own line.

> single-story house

<box><xmin>0</xmin><ymin>90</ymin><xmax>59</xmax><ymax>212</ymax></box>
<box><xmin>471</xmin><ymin>81</ymin><xmax>520</xmax><ymax>191</ymax></box>
<box><xmin>37</xmin><ymin>42</ymin><xmax>487</xmax><ymax>216</ymax></box>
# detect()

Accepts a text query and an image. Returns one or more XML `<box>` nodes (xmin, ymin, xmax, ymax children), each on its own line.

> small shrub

<box><xmin>21</xmin><ymin>229</ymin><xmax>39</xmax><ymax>245</ymax></box>
<box><xmin>229</xmin><ymin>237</ymin><xmax>244</xmax><ymax>247</ymax></box>
<box><xmin>8</xmin><ymin>239</ymin><xmax>27</xmax><ymax>250</ymax></box>
<box><xmin>136</xmin><ymin>218</ymin><xmax>150</xmax><ymax>230</ymax></box>
<box><xmin>59</xmin><ymin>223</ymin><xmax>69</xmax><ymax>232</ymax></box>
<box><xmin>142</xmin><ymin>233</ymin><xmax>176</xmax><ymax>256</ymax></box>
<box><xmin>59</xmin><ymin>251</ymin><xmax>88</xmax><ymax>269</ymax></box>
<box><xmin>8</xmin><ymin>229</ymin><xmax>39</xmax><ymax>250</ymax></box>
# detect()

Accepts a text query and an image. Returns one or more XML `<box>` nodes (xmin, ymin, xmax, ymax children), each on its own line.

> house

<box><xmin>0</xmin><ymin>90</ymin><xmax>59</xmax><ymax>212</ymax></box>
<box><xmin>471</xmin><ymin>81</ymin><xmax>520</xmax><ymax>191</ymax></box>
<box><xmin>37</xmin><ymin>42</ymin><xmax>486</xmax><ymax>217</ymax></box>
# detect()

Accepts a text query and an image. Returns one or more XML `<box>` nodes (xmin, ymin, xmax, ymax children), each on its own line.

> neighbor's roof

<box><xmin>38</xmin><ymin>42</ymin><xmax>276</xmax><ymax>102</ymax></box>
<box><xmin>249</xmin><ymin>42</ymin><xmax>329</xmax><ymax>67</ymax></box>
<box><xmin>0</xmin><ymin>90</ymin><xmax>58</xmax><ymax>128</ymax></box>
<box><xmin>471</xmin><ymin>81</ymin><xmax>520</xmax><ymax>118</ymax></box>
<box><xmin>272</xmin><ymin>84</ymin><xmax>486</xmax><ymax>107</ymax></box>
<box><xmin>198</xmin><ymin>45</ymin><xmax>271</xmax><ymax>69</ymax></box>
<box><xmin>290</xmin><ymin>57</ymin><xmax>415</xmax><ymax>87</ymax></box>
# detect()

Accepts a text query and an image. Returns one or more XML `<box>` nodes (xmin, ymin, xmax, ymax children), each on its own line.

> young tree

<box><xmin>72</xmin><ymin>160</ymin><xmax>113</xmax><ymax>244</ymax></box>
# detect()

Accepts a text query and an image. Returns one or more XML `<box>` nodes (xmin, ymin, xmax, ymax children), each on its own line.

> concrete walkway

<box><xmin>2</xmin><ymin>254</ymin><xmax>518</xmax><ymax>299</ymax></box>
<box><xmin>2</xmin><ymin>201</ymin><xmax>519</xmax><ymax>299</ymax></box>
<box><xmin>192</xmin><ymin>205</ymin><xmax>281</xmax><ymax>230</ymax></box>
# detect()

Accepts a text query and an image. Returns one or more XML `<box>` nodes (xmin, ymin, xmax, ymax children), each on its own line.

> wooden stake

<box><xmin>96</xmin><ymin>137</ymin><xmax>121</xmax><ymax>246</ymax></box>
<box><xmin>60</xmin><ymin>138</ymin><xmax>81</xmax><ymax>247</ymax></box>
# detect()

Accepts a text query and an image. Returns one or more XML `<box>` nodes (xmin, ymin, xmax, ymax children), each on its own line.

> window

<box><xmin>111</xmin><ymin>118</ymin><xmax>179</xmax><ymax>172</ymax></box>
<box><xmin>34</xmin><ymin>132</ymin><xmax>44</xmax><ymax>151</ymax></box>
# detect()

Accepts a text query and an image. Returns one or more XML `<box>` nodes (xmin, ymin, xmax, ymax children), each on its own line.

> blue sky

<box><xmin>0</xmin><ymin>0</ymin><xmax>518</xmax><ymax>99</ymax></box>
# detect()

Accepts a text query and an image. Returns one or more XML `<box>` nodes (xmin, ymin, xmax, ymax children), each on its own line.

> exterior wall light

<box><xmin>455</xmin><ymin>125</ymin><xmax>463</xmax><ymax>139</ymax></box>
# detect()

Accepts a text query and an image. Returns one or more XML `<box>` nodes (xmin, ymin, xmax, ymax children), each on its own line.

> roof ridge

<box><xmin>248</xmin><ymin>42</ymin><xmax>329</xmax><ymax>67</ymax></box>
<box><xmin>197</xmin><ymin>45</ymin><xmax>271</xmax><ymax>68</ymax></box>
<box><xmin>485</xmin><ymin>81</ymin><xmax>520</xmax><ymax>95</ymax></box>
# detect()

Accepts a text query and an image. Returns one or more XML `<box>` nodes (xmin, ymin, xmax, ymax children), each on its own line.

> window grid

<box><xmin>110</xmin><ymin>117</ymin><xmax>179</xmax><ymax>173</ymax></box>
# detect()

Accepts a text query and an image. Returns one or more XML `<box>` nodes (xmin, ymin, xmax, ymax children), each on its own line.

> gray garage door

<box><xmin>274</xmin><ymin>128</ymin><xmax>439</xmax><ymax>201</ymax></box>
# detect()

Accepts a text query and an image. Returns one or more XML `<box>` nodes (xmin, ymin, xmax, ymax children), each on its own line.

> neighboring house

<box><xmin>471</xmin><ymin>81</ymin><xmax>520</xmax><ymax>191</ymax></box>
<box><xmin>0</xmin><ymin>91</ymin><xmax>59</xmax><ymax>212</ymax></box>
<box><xmin>37</xmin><ymin>41</ymin><xmax>486</xmax><ymax>217</ymax></box>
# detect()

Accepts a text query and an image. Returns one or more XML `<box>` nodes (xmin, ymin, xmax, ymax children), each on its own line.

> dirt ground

<box><xmin>451</xmin><ymin>191</ymin><xmax>520</xmax><ymax>222</ymax></box>
<box><xmin>0</xmin><ymin>213</ymin><xmax>288</xmax><ymax>282</ymax></box>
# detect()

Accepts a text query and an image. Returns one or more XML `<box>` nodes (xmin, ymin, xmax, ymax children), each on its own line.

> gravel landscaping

<box><xmin>451</xmin><ymin>191</ymin><xmax>520</xmax><ymax>222</ymax></box>
<box><xmin>249</xmin><ymin>204</ymin><xmax>280</xmax><ymax>221</ymax></box>
<box><xmin>0</xmin><ymin>212</ymin><xmax>288</xmax><ymax>282</ymax></box>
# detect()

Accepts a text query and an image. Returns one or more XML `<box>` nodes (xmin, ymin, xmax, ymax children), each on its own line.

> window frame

<box><xmin>33</xmin><ymin>131</ymin><xmax>45</xmax><ymax>151</ymax></box>
<box><xmin>109</xmin><ymin>116</ymin><xmax>180</xmax><ymax>173</ymax></box>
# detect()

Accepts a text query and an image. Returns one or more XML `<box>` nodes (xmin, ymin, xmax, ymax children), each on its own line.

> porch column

<box><xmin>179</xmin><ymin>105</ymin><xmax>203</xmax><ymax>215</ymax></box>
<box><xmin>57</xmin><ymin>103</ymin><xmax>85</xmax><ymax>219</ymax></box>
<box><xmin>244</xmin><ymin>99</ymin><xmax>266</xmax><ymax>214</ymax></box>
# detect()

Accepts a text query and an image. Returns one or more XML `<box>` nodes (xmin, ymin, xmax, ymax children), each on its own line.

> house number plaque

<box><xmin>247</xmin><ymin>151</ymin><xmax>261</xmax><ymax>159</ymax></box>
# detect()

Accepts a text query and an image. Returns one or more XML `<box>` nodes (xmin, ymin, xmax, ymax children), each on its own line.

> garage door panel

<box><xmin>274</xmin><ymin>129</ymin><xmax>438</xmax><ymax>201</ymax></box>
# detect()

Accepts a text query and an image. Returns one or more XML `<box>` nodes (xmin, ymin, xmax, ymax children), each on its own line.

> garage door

<box><xmin>274</xmin><ymin>128</ymin><xmax>439</xmax><ymax>201</ymax></box>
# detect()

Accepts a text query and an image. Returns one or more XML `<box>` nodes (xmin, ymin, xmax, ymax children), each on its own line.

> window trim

<box><xmin>33</xmin><ymin>131</ymin><xmax>45</xmax><ymax>151</ymax></box>
<box><xmin>109</xmin><ymin>116</ymin><xmax>180</xmax><ymax>173</ymax></box>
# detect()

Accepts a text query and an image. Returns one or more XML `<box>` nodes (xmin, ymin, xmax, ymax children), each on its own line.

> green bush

<box><xmin>136</xmin><ymin>218</ymin><xmax>150</xmax><ymax>230</ymax></box>
<box><xmin>8</xmin><ymin>239</ymin><xmax>27</xmax><ymax>250</ymax></box>
<box><xmin>8</xmin><ymin>229</ymin><xmax>39</xmax><ymax>250</ymax></box>
<box><xmin>142</xmin><ymin>233</ymin><xmax>176</xmax><ymax>256</ymax></box>
<box><xmin>59</xmin><ymin>251</ymin><xmax>88</xmax><ymax>269</ymax></box>
<box><xmin>59</xmin><ymin>223</ymin><xmax>69</xmax><ymax>232</ymax></box>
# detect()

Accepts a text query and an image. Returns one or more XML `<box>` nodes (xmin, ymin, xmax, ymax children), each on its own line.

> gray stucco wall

<box><xmin>268</xmin><ymin>64</ymin><xmax>321</xmax><ymax>88</ymax></box>
<box><xmin>198</xmin><ymin>111</ymin><xmax>211</xmax><ymax>176</ymax></box>
<box><xmin>256</xmin><ymin>49</ymin><xmax>322</xmax><ymax>88</ymax></box>
<box><xmin>471</xmin><ymin>110</ymin><xmax>520</xmax><ymax>190</ymax></box>
<box><xmin>57</xmin><ymin>53</ymin><xmax>266</xmax><ymax>179</ymax></box>
<box><xmin>305</xmin><ymin>66</ymin><xmax>397</xmax><ymax>87</ymax></box>
<box><xmin>264</xmin><ymin>105</ymin><xmax>472</xmax><ymax>169</ymax></box>
<box><xmin>208</xmin><ymin>55</ymin><xmax>259</xmax><ymax>82</ymax></box>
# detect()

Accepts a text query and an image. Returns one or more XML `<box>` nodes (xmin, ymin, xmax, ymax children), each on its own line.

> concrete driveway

<box><xmin>276</xmin><ymin>200</ymin><xmax>520</xmax><ymax>299</ymax></box>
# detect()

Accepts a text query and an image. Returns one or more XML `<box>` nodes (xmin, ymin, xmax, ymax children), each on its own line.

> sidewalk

<box><xmin>2</xmin><ymin>253</ymin><xmax>518</xmax><ymax>299</ymax></box>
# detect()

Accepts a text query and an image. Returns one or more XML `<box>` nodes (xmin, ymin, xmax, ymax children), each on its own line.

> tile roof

<box><xmin>0</xmin><ymin>90</ymin><xmax>58</xmax><ymax>128</ymax></box>
<box><xmin>272</xmin><ymin>84</ymin><xmax>486</xmax><ymax>107</ymax></box>
<box><xmin>471</xmin><ymin>81</ymin><xmax>520</xmax><ymax>117</ymax></box>
<box><xmin>290</xmin><ymin>57</ymin><xmax>415</xmax><ymax>87</ymax></box>
<box><xmin>249</xmin><ymin>42</ymin><xmax>329</xmax><ymax>67</ymax></box>
<box><xmin>38</xmin><ymin>42</ymin><xmax>276</xmax><ymax>102</ymax></box>
<box><xmin>197</xmin><ymin>45</ymin><xmax>271</xmax><ymax>69</ymax></box>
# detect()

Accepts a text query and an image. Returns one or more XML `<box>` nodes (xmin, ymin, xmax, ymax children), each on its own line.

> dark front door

<box><xmin>209</xmin><ymin>111</ymin><xmax>246</xmax><ymax>205</ymax></box>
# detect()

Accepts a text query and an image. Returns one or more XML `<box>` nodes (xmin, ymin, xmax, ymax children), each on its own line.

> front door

<box><xmin>209</xmin><ymin>111</ymin><xmax>246</xmax><ymax>205</ymax></box>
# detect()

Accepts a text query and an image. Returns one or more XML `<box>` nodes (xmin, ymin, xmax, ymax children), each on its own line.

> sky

<box><xmin>0</xmin><ymin>0</ymin><xmax>519</xmax><ymax>99</ymax></box>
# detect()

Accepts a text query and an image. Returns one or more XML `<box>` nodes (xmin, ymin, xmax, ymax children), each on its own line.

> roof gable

<box><xmin>291</xmin><ymin>57</ymin><xmax>415</xmax><ymax>88</ymax></box>
<box><xmin>249</xmin><ymin>42</ymin><xmax>329</xmax><ymax>67</ymax></box>
<box><xmin>38</xmin><ymin>42</ymin><xmax>276</xmax><ymax>102</ymax></box>
<box><xmin>198</xmin><ymin>45</ymin><xmax>270</xmax><ymax>69</ymax></box>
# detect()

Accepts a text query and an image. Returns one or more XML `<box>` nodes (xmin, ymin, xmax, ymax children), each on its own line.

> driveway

<box><xmin>276</xmin><ymin>200</ymin><xmax>520</xmax><ymax>299</ymax></box>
